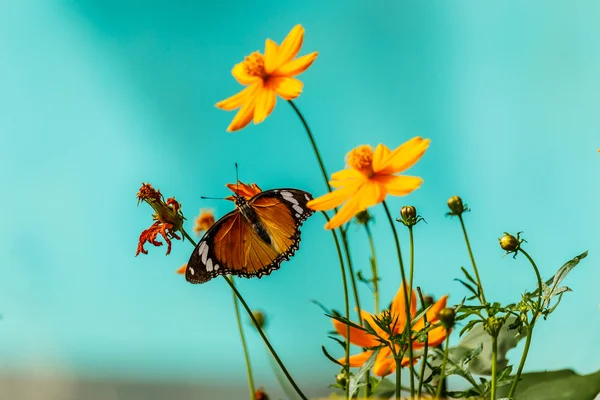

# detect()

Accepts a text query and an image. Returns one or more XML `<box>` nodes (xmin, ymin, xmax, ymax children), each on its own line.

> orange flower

<box><xmin>307</xmin><ymin>137</ymin><xmax>430</xmax><ymax>229</ymax></box>
<box><xmin>193</xmin><ymin>209</ymin><xmax>216</xmax><ymax>236</ymax></box>
<box><xmin>176</xmin><ymin>264</ymin><xmax>187</xmax><ymax>275</ymax></box>
<box><xmin>225</xmin><ymin>181</ymin><xmax>262</xmax><ymax>200</ymax></box>
<box><xmin>136</xmin><ymin>183</ymin><xmax>184</xmax><ymax>256</ymax></box>
<box><xmin>332</xmin><ymin>282</ymin><xmax>449</xmax><ymax>377</ymax></box>
<box><xmin>216</xmin><ymin>24</ymin><xmax>318</xmax><ymax>132</ymax></box>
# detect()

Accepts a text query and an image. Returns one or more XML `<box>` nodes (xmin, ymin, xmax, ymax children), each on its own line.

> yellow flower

<box><xmin>307</xmin><ymin>137</ymin><xmax>430</xmax><ymax>229</ymax></box>
<box><xmin>193</xmin><ymin>209</ymin><xmax>216</xmax><ymax>236</ymax></box>
<box><xmin>216</xmin><ymin>24</ymin><xmax>318</xmax><ymax>132</ymax></box>
<box><xmin>332</xmin><ymin>282</ymin><xmax>449</xmax><ymax>377</ymax></box>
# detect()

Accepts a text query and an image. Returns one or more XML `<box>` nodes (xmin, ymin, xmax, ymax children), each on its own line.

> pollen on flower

<box><xmin>347</xmin><ymin>145</ymin><xmax>375</xmax><ymax>177</ymax></box>
<box><xmin>244</xmin><ymin>52</ymin><xmax>267</xmax><ymax>78</ymax></box>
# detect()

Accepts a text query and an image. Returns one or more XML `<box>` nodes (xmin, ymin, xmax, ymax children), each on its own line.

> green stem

<box><xmin>507</xmin><ymin>248</ymin><xmax>543</xmax><ymax>398</ymax></box>
<box><xmin>182</xmin><ymin>229</ymin><xmax>308</xmax><ymax>400</ymax></box>
<box><xmin>408</xmin><ymin>227</ymin><xmax>415</xmax><ymax>297</ymax></box>
<box><xmin>395</xmin><ymin>356</ymin><xmax>402</xmax><ymax>400</ymax></box>
<box><xmin>365</xmin><ymin>224</ymin><xmax>380</xmax><ymax>314</ymax></box>
<box><xmin>434</xmin><ymin>335</ymin><xmax>451</xmax><ymax>400</ymax></box>
<box><xmin>458</xmin><ymin>215</ymin><xmax>487</xmax><ymax>305</ymax></box>
<box><xmin>416</xmin><ymin>288</ymin><xmax>429</xmax><ymax>398</ymax></box>
<box><xmin>340</xmin><ymin>228</ymin><xmax>363</xmax><ymax>324</ymax></box>
<box><xmin>491</xmin><ymin>335</ymin><xmax>498</xmax><ymax>400</ymax></box>
<box><xmin>382</xmin><ymin>201</ymin><xmax>415</xmax><ymax>398</ymax></box>
<box><xmin>231</xmin><ymin>276</ymin><xmax>256</xmax><ymax>400</ymax></box>
<box><xmin>265</xmin><ymin>338</ymin><xmax>299</xmax><ymax>400</ymax></box>
<box><xmin>322</xmin><ymin>212</ymin><xmax>351</xmax><ymax>400</ymax></box>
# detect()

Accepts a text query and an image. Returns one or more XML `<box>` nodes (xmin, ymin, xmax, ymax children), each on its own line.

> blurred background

<box><xmin>1</xmin><ymin>0</ymin><xmax>600</xmax><ymax>399</ymax></box>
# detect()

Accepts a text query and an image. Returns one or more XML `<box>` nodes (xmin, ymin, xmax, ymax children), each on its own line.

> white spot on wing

<box><xmin>214</xmin><ymin>263</ymin><xmax>219</xmax><ymax>271</ymax></box>
<box><xmin>189</xmin><ymin>267</ymin><xmax>195</xmax><ymax>275</ymax></box>
<box><xmin>295</xmin><ymin>213</ymin><xmax>300</xmax><ymax>218</ymax></box>
<box><xmin>281</xmin><ymin>190</ymin><xmax>299</xmax><ymax>205</ymax></box>
<box><xmin>206</xmin><ymin>258</ymin><xmax>213</xmax><ymax>272</ymax></box>
<box><xmin>293</xmin><ymin>204</ymin><xmax>304</xmax><ymax>214</ymax></box>
<box><xmin>198</xmin><ymin>241</ymin><xmax>209</xmax><ymax>264</ymax></box>
<box><xmin>304</xmin><ymin>193</ymin><xmax>311</xmax><ymax>201</ymax></box>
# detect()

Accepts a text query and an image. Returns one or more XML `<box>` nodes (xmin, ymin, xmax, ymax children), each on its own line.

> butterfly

<box><xmin>186</xmin><ymin>185</ymin><xmax>315</xmax><ymax>284</ymax></box>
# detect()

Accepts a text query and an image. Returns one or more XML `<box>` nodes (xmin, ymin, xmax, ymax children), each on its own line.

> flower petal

<box><xmin>337</xmin><ymin>351</ymin><xmax>374</xmax><ymax>368</ymax></box>
<box><xmin>271</xmin><ymin>76</ymin><xmax>303</xmax><ymax>100</ymax></box>
<box><xmin>424</xmin><ymin>326</ymin><xmax>451</xmax><ymax>348</ymax></box>
<box><xmin>373</xmin><ymin>347</ymin><xmax>395</xmax><ymax>376</ymax></box>
<box><xmin>323</xmin><ymin>188</ymin><xmax>363</xmax><ymax>229</ymax></box>
<box><xmin>359</xmin><ymin>310</ymin><xmax>388</xmax><ymax>339</ymax></box>
<box><xmin>307</xmin><ymin>184</ymin><xmax>359</xmax><ymax>211</ymax></box>
<box><xmin>275</xmin><ymin>52</ymin><xmax>318</xmax><ymax>76</ymax></box>
<box><xmin>276</xmin><ymin>24</ymin><xmax>304</xmax><ymax>67</ymax></box>
<box><xmin>232</xmin><ymin>61</ymin><xmax>261</xmax><ymax>85</ymax></box>
<box><xmin>356</xmin><ymin>180</ymin><xmax>387</xmax><ymax>210</ymax></box>
<box><xmin>376</xmin><ymin>137</ymin><xmax>430</xmax><ymax>175</ymax></box>
<box><xmin>253</xmin><ymin>86</ymin><xmax>277</xmax><ymax>124</ymax></box>
<box><xmin>330</xmin><ymin>169</ymin><xmax>364</xmax><ymax>188</ymax></box>
<box><xmin>226</xmin><ymin>95</ymin><xmax>257</xmax><ymax>132</ymax></box>
<box><xmin>264</xmin><ymin>39</ymin><xmax>279</xmax><ymax>73</ymax></box>
<box><xmin>390</xmin><ymin>282</ymin><xmax>417</xmax><ymax>333</ymax></box>
<box><xmin>332</xmin><ymin>318</ymin><xmax>378</xmax><ymax>348</ymax></box>
<box><xmin>413</xmin><ymin>295</ymin><xmax>448</xmax><ymax>332</ymax></box>
<box><xmin>374</xmin><ymin>175</ymin><xmax>423</xmax><ymax>196</ymax></box>
<box><xmin>372</xmin><ymin>144</ymin><xmax>392</xmax><ymax>172</ymax></box>
<box><xmin>215</xmin><ymin>85</ymin><xmax>255</xmax><ymax>111</ymax></box>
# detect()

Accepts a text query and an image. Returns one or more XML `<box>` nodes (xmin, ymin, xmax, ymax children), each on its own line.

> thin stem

<box><xmin>408</xmin><ymin>227</ymin><xmax>415</xmax><ymax>297</ymax></box>
<box><xmin>416</xmin><ymin>288</ymin><xmax>429</xmax><ymax>398</ymax></box>
<box><xmin>288</xmin><ymin>100</ymin><xmax>331</xmax><ymax>194</ymax></box>
<box><xmin>491</xmin><ymin>335</ymin><xmax>498</xmax><ymax>400</ymax></box>
<box><xmin>458</xmin><ymin>215</ymin><xmax>487</xmax><ymax>305</ymax></box>
<box><xmin>322</xmin><ymin>212</ymin><xmax>351</xmax><ymax>400</ymax></box>
<box><xmin>395</xmin><ymin>356</ymin><xmax>402</xmax><ymax>400</ymax></box>
<box><xmin>231</xmin><ymin>276</ymin><xmax>256</xmax><ymax>400</ymax></box>
<box><xmin>340</xmin><ymin>228</ymin><xmax>363</xmax><ymax>324</ymax></box>
<box><xmin>265</xmin><ymin>340</ymin><xmax>299</xmax><ymax>400</ymax></box>
<box><xmin>507</xmin><ymin>248</ymin><xmax>543</xmax><ymax>398</ymax></box>
<box><xmin>181</xmin><ymin>229</ymin><xmax>308</xmax><ymax>400</ymax></box>
<box><xmin>382</xmin><ymin>201</ymin><xmax>415</xmax><ymax>398</ymax></box>
<box><xmin>434</xmin><ymin>335</ymin><xmax>451</xmax><ymax>400</ymax></box>
<box><xmin>365</xmin><ymin>225</ymin><xmax>380</xmax><ymax>314</ymax></box>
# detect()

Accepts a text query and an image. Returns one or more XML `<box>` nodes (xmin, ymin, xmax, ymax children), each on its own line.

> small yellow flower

<box><xmin>193</xmin><ymin>209</ymin><xmax>216</xmax><ymax>236</ymax></box>
<box><xmin>308</xmin><ymin>137</ymin><xmax>430</xmax><ymax>229</ymax></box>
<box><xmin>136</xmin><ymin>183</ymin><xmax>184</xmax><ymax>256</ymax></box>
<box><xmin>216</xmin><ymin>25</ymin><xmax>318</xmax><ymax>132</ymax></box>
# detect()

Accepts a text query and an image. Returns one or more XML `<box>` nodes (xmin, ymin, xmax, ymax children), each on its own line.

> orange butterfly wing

<box><xmin>186</xmin><ymin>189</ymin><xmax>314</xmax><ymax>284</ymax></box>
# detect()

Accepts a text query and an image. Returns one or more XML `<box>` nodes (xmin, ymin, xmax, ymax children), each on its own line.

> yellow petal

<box><xmin>306</xmin><ymin>184</ymin><xmax>358</xmax><ymax>211</ymax></box>
<box><xmin>215</xmin><ymin>85</ymin><xmax>255</xmax><ymax>111</ymax></box>
<box><xmin>374</xmin><ymin>175</ymin><xmax>423</xmax><ymax>196</ymax></box>
<box><xmin>424</xmin><ymin>326</ymin><xmax>450</xmax><ymax>348</ymax></box>
<box><xmin>372</xmin><ymin>144</ymin><xmax>392</xmax><ymax>172</ymax></box>
<box><xmin>413</xmin><ymin>295</ymin><xmax>448</xmax><ymax>332</ymax></box>
<box><xmin>373</xmin><ymin>347</ymin><xmax>395</xmax><ymax>376</ymax></box>
<box><xmin>232</xmin><ymin>61</ymin><xmax>261</xmax><ymax>85</ymax></box>
<box><xmin>253</xmin><ymin>86</ymin><xmax>276</xmax><ymax>124</ymax></box>
<box><xmin>323</xmin><ymin>189</ymin><xmax>363</xmax><ymax>229</ymax></box>
<box><xmin>329</xmin><ymin>168</ymin><xmax>363</xmax><ymax>188</ymax></box>
<box><xmin>356</xmin><ymin>180</ymin><xmax>387</xmax><ymax>210</ymax></box>
<box><xmin>276</xmin><ymin>24</ymin><xmax>304</xmax><ymax>67</ymax></box>
<box><xmin>227</xmin><ymin>95</ymin><xmax>257</xmax><ymax>132</ymax></box>
<box><xmin>377</xmin><ymin>137</ymin><xmax>430</xmax><ymax>174</ymax></box>
<box><xmin>390</xmin><ymin>282</ymin><xmax>417</xmax><ymax>333</ymax></box>
<box><xmin>264</xmin><ymin>39</ymin><xmax>279</xmax><ymax>74</ymax></box>
<box><xmin>275</xmin><ymin>52</ymin><xmax>318</xmax><ymax>76</ymax></box>
<box><xmin>337</xmin><ymin>351</ymin><xmax>374</xmax><ymax>368</ymax></box>
<box><xmin>271</xmin><ymin>76</ymin><xmax>303</xmax><ymax>100</ymax></box>
<box><xmin>332</xmin><ymin>319</ymin><xmax>378</xmax><ymax>348</ymax></box>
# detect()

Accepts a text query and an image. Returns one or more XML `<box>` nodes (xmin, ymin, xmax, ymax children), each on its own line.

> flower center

<box><xmin>244</xmin><ymin>52</ymin><xmax>268</xmax><ymax>79</ymax></box>
<box><xmin>347</xmin><ymin>145</ymin><xmax>375</xmax><ymax>177</ymax></box>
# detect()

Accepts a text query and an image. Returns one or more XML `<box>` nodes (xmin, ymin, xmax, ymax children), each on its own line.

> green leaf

<box><xmin>451</xmin><ymin>316</ymin><xmax>524</xmax><ymax>375</ymax></box>
<box><xmin>370</xmin><ymin>377</ymin><xmax>396</xmax><ymax>398</ymax></box>
<box><xmin>348</xmin><ymin>348</ymin><xmax>379</xmax><ymax>398</ymax></box>
<box><xmin>321</xmin><ymin>346</ymin><xmax>343</xmax><ymax>366</ymax></box>
<box><xmin>496</xmin><ymin>369</ymin><xmax>600</xmax><ymax>400</ymax></box>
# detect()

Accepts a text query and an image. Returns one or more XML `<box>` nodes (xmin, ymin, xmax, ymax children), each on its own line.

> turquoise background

<box><xmin>1</xmin><ymin>0</ymin><xmax>599</xmax><ymax>398</ymax></box>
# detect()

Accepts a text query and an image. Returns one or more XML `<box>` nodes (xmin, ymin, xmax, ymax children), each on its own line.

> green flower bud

<box><xmin>397</xmin><ymin>205</ymin><xmax>424</xmax><ymax>227</ymax></box>
<box><xmin>447</xmin><ymin>195</ymin><xmax>466</xmax><ymax>216</ymax></box>
<box><xmin>437</xmin><ymin>307</ymin><xmax>456</xmax><ymax>330</ymax></box>
<box><xmin>355</xmin><ymin>210</ymin><xmax>372</xmax><ymax>225</ymax></box>
<box><xmin>336</xmin><ymin>372</ymin><xmax>347</xmax><ymax>388</ymax></box>
<box><xmin>251</xmin><ymin>310</ymin><xmax>267</xmax><ymax>330</ymax></box>
<box><xmin>499</xmin><ymin>233</ymin><xmax>519</xmax><ymax>252</ymax></box>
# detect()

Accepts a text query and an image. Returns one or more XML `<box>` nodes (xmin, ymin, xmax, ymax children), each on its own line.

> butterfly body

<box><xmin>186</xmin><ymin>188</ymin><xmax>315</xmax><ymax>284</ymax></box>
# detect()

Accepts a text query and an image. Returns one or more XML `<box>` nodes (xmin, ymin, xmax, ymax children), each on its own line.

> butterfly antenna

<box><xmin>235</xmin><ymin>162</ymin><xmax>240</xmax><ymax>190</ymax></box>
<box><xmin>200</xmin><ymin>196</ymin><xmax>227</xmax><ymax>201</ymax></box>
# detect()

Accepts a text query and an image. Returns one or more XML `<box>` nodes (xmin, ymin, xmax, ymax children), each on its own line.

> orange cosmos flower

<box><xmin>225</xmin><ymin>180</ymin><xmax>262</xmax><ymax>200</ymax></box>
<box><xmin>307</xmin><ymin>137</ymin><xmax>430</xmax><ymax>229</ymax></box>
<box><xmin>193</xmin><ymin>209</ymin><xmax>216</xmax><ymax>236</ymax></box>
<box><xmin>176</xmin><ymin>264</ymin><xmax>187</xmax><ymax>275</ymax></box>
<box><xmin>136</xmin><ymin>183</ymin><xmax>184</xmax><ymax>256</ymax></box>
<box><xmin>332</xmin><ymin>282</ymin><xmax>448</xmax><ymax>377</ymax></box>
<box><xmin>216</xmin><ymin>24</ymin><xmax>318</xmax><ymax>132</ymax></box>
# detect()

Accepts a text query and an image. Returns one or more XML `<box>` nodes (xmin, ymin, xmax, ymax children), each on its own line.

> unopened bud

<box><xmin>397</xmin><ymin>205</ymin><xmax>424</xmax><ymax>227</ymax></box>
<box><xmin>251</xmin><ymin>310</ymin><xmax>267</xmax><ymax>330</ymax></box>
<box><xmin>437</xmin><ymin>307</ymin><xmax>456</xmax><ymax>330</ymax></box>
<box><xmin>355</xmin><ymin>210</ymin><xmax>372</xmax><ymax>225</ymax></box>
<box><xmin>336</xmin><ymin>373</ymin><xmax>347</xmax><ymax>388</ymax></box>
<box><xmin>447</xmin><ymin>195</ymin><xmax>466</xmax><ymax>216</ymax></box>
<box><xmin>499</xmin><ymin>233</ymin><xmax>520</xmax><ymax>253</ymax></box>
